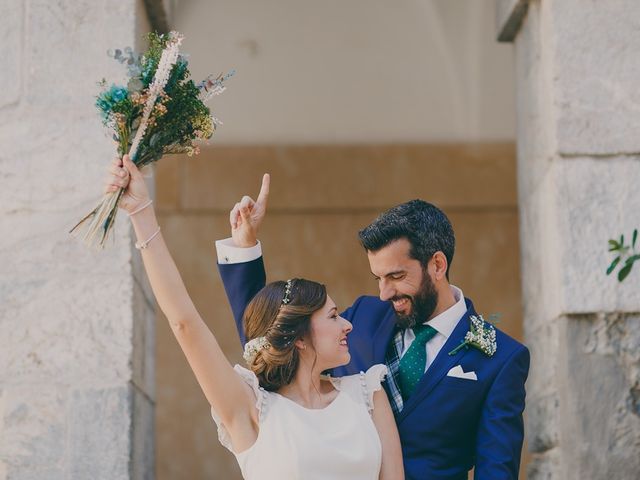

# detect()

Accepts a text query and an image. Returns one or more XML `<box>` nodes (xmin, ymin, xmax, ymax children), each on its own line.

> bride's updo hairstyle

<box><xmin>243</xmin><ymin>278</ymin><xmax>327</xmax><ymax>391</ymax></box>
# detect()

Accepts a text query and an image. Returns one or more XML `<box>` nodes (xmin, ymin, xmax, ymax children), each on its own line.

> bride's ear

<box><xmin>294</xmin><ymin>338</ymin><xmax>307</xmax><ymax>351</ymax></box>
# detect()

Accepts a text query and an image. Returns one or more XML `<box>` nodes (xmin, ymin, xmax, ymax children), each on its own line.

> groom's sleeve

<box><xmin>474</xmin><ymin>344</ymin><xmax>530</xmax><ymax>480</ymax></box>
<box><xmin>216</xmin><ymin>238</ymin><xmax>267</xmax><ymax>346</ymax></box>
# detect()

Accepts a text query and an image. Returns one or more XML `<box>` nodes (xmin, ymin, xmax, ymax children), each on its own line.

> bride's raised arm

<box><xmin>106</xmin><ymin>155</ymin><xmax>258</xmax><ymax>436</ymax></box>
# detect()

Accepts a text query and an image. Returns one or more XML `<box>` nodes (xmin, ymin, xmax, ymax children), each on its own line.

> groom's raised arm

<box><xmin>215</xmin><ymin>174</ymin><xmax>271</xmax><ymax>346</ymax></box>
<box><xmin>216</xmin><ymin>239</ymin><xmax>266</xmax><ymax>346</ymax></box>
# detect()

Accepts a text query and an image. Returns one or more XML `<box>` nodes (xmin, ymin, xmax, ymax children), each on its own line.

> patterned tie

<box><xmin>398</xmin><ymin>324</ymin><xmax>438</xmax><ymax>400</ymax></box>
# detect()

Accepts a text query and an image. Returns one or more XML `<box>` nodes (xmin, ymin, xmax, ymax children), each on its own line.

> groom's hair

<box><xmin>358</xmin><ymin>199</ymin><xmax>455</xmax><ymax>279</ymax></box>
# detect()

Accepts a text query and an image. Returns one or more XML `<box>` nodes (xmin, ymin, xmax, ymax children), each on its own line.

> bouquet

<box><xmin>70</xmin><ymin>31</ymin><xmax>233</xmax><ymax>248</ymax></box>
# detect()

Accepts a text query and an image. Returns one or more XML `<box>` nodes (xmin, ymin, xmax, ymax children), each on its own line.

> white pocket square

<box><xmin>446</xmin><ymin>365</ymin><xmax>477</xmax><ymax>381</ymax></box>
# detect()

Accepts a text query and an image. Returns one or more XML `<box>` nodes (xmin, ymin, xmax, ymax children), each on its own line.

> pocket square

<box><xmin>446</xmin><ymin>365</ymin><xmax>477</xmax><ymax>381</ymax></box>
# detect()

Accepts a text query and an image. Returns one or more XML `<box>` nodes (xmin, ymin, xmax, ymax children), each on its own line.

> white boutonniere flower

<box><xmin>448</xmin><ymin>314</ymin><xmax>497</xmax><ymax>357</ymax></box>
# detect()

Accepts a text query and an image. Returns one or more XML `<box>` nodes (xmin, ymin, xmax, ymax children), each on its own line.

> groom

<box><xmin>216</xmin><ymin>175</ymin><xmax>529</xmax><ymax>480</ymax></box>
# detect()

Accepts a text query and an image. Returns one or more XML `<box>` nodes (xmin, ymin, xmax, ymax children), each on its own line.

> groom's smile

<box><xmin>391</xmin><ymin>296</ymin><xmax>412</xmax><ymax>315</ymax></box>
<box><xmin>367</xmin><ymin>238</ymin><xmax>441</xmax><ymax>328</ymax></box>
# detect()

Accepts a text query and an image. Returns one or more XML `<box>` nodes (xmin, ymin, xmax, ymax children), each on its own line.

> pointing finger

<box><xmin>256</xmin><ymin>173</ymin><xmax>270</xmax><ymax>206</ymax></box>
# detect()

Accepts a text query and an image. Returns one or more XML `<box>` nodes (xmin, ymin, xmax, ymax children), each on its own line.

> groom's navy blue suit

<box><xmin>218</xmin><ymin>257</ymin><xmax>529</xmax><ymax>480</ymax></box>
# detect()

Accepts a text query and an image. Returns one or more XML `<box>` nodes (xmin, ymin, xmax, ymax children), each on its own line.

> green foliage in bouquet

<box><xmin>71</xmin><ymin>31</ymin><xmax>233</xmax><ymax>248</ymax></box>
<box><xmin>607</xmin><ymin>229</ymin><xmax>639</xmax><ymax>282</ymax></box>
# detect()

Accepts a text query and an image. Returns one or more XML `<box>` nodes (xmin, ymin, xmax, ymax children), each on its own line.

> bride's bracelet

<box><xmin>135</xmin><ymin>227</ymin><xmax>161</xmax><ymax>250</ymax></box>
<box><xmin>128</xmin><ymin>199</ymin><xmax>153</xmax><ymax>217</ymax></box>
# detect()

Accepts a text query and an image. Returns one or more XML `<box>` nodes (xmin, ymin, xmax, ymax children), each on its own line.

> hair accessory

<box><xmin>243</xmin><ymin>336</ymin><xmax>271</xmax><ymax>364</ymax></box>
<box><xmin>281</xmin><ymin>279</ymin><xmax>294</xmax><ymax>306</ymax></box>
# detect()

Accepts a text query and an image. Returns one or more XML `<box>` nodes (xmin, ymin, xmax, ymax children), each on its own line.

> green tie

<box><xmin>398</xmin><ymin>324</ymin><xmax>438</xmax><ymax>400</ymax></box>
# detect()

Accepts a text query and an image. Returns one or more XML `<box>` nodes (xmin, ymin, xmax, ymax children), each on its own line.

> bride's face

<box><xmin>305</xmin><ymin>296</ymin><xmax>352</xmax><ymax>370</ymax></box>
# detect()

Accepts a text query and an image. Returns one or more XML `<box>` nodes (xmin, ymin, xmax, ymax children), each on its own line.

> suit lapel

<box><xmin>372</xmin><ymin>308</ymin><xmax>398</xmax><ymax>363</ymax></box>
<box><xmin>397</xmin><ymin>299</ymin><xmax>476</xmax><ymax>422</ymax></box>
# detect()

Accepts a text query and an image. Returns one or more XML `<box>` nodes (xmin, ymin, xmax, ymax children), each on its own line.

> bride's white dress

<box><xmin>211</xmin><ymin>364</ymin><xmax>388</xmax><ymax>480</ymax></box>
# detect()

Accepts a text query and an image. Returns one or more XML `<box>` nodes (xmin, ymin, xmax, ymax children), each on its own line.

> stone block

<box><xmin>0</xmin><ymin>387</ymin><xmax>66</xmax><ymax>474</ymax></box>
<box><xmin>516</xmin><ymin>165</ymin><xmax>563</xmax><ymax>324</ymax></box>
<box><xmin>554</xmin><ymin>157</ymin><xmax>640</xmax><ymax>313</ymax></box>
<box><xmin>560</xmin><ymin>315</ymin><xmax>640</xmax><ymax>479</ymax></box>
<box><xmin>0</xmin><ymin>270</ymin><xmax>134</xmax><ymax>386</ymax></box>
<box><xmin>527</xmin><ymin>449</ymin><xmax>563</xmax><ymax>480</ymax></box>
<box><xmin>68</xmin><ymin>386</ymin><xmax>132</xmax><ymax>480</ymax></box>
<box><xmin>132</xmin><ymin>280</ymin><xmax>156</xmax><ymax>400</ymax></box>
<box><xmin>549</xmin><ymin>0</ymin><xmax>640</xmax><ymax>155</ymax></box>
<box><xmin>526</xmin><ymin>392</ymin><xmax>559</xmax><ymax>453</ymax></box>
<box><xmin>0</xmin><ymin>1</ymin><xmax>22</xmax><ymax>109</ymax></box>
<box><xmin>131</xmin><ymin>386</ymin><xmax>155</xmax><ymax>480</ymax></box>
<box><xmin>26</xmin><ymin>1</ymin><xmax>135</xmax><ymax>109</ymax></box>
<box><xmin>181</xmin><ymin>144</ymin><xmax>517</xmax><ymax>211</ymax></box>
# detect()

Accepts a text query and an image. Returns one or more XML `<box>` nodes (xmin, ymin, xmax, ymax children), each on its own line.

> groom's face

<box><xmin>367</xmin><ymin>238</ymin><xmax>439</xmax><ymax>329</ymax></box>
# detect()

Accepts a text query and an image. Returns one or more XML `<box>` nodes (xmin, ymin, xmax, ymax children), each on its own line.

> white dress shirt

<box><xmin>216</xmin><ymin>237</ymin><xmax>262</xmax><ymax>264</ymax></box>
<box><xmin>400</xmin><ymin>285</ymin><xmax>467</xmax><ymax>372</ymax></box>
<box><xmin>215</xmin><ymin>238</ymin><xmax>468</xmax><ymax>373</ymax></box>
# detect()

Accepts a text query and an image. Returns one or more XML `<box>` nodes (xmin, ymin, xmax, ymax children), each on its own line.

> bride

<box><xmin>105</xmin><ymin>155</ymin><xmax>404</xmax><ymax>479</ymax></box>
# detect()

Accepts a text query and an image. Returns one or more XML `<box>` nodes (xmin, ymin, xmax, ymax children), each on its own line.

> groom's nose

<box><xmin>378</xmin><ymin>281</ymin><xmax>395</xmax><ymax>302</ymax></box>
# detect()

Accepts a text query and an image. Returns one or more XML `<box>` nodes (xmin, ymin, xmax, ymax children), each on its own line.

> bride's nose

<box><xmin>341</xmin><ymin>317</ymin><xmax>353</xmax><ymax>333</ymax></box>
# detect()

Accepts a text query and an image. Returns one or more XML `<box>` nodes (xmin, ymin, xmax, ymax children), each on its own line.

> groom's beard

<box><xmin>391</xmin><ymin>270</ymin><xmax>439</xmax><ymax>329</ymax></box>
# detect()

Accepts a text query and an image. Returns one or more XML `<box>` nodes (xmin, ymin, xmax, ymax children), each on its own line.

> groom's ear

<box><xmin>430</xmin><ymin>251</ymin><xmax>449</xmax><ymax>281</ymax></box>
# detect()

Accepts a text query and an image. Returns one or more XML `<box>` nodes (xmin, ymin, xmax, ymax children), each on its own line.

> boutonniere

<box><xmin>448</xmin><ymin>314</ymin><xmax>497</xmax><ymax>357</ymax></box>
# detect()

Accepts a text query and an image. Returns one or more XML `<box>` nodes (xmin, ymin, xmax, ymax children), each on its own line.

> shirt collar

<box><xmin>424</xmin><ymin>285</ymin><xmax>467</xmax><ymax>339</ymax></box>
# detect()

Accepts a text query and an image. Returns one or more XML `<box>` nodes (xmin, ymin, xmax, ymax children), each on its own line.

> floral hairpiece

<box><xmin>243</xmin><ymin>336</ymin><xmax>271</xmax><ymax>364</ymax></box>
<box><xmin>281</xmin><ymin>279</ymin><xmax>294</xmax><ymax>306</ymax></box>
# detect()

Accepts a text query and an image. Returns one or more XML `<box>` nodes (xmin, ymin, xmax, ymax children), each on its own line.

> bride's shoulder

<box><xmin>325</xmin><ymin>364</ymin><xmax>388</xmax><ymax>411</ymax></box>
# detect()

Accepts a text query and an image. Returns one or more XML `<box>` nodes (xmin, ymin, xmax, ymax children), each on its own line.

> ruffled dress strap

<box><xmin>210</xmin><ymin>364</ymin><xmax>268</xmax><ymax>453</ymax></box>
<box><xmin>361</xmin><ymin>364</ymin><xmax>388</xmax><ymax>413</ymax></box>
<box><xmin>330</xmin><ymin>364</ymin><xmax>388</xmax><ymax>414</ymax></box>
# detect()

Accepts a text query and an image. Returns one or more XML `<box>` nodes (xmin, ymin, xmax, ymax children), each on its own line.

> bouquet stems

<box><xmin>70</xmin><ymin>187</ymin><xmax>125</xmax><ymax>248</ymax></box>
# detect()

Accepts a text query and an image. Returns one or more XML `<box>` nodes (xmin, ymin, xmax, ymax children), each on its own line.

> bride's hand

<box><xmin>230</xmin><ymin>173</ymin><xmax>270</xmax><ymax>248</ymax></box>
<box><xmin>104</xmin><ymin>154</ymin><xmax>151</xmax><ymax>214</ymax></box>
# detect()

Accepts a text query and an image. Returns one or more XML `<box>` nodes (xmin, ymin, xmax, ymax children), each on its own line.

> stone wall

<box><xmin>499</xmin><ymin>0</ymin><xmax>640</xmax><ymax>478</ymax></box>
<box><xmin>153</xmin><ymin>143</ymin><xmax>524</xmax><ymax>479</ymax></box>
<box><xmin>0</xmin><ymin>2</ymin><xmax>154</xmax><ymax>479</ymax></box>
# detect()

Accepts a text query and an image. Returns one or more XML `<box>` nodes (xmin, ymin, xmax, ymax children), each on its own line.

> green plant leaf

<box><xmin>633</xmin><ymin>229</ymin><xmax>638</xmax><ymax>249</ymax></box>
<box><xmin>624</xmin><ymin>254</ymin><xmax>640</xmax><ymax>265</ymax></box>
<box><xmin>620</xmin><ymin>235</ymin><xmax>624</xmax><ymax>246</ymax></box>
<box><xmin>618</xmin><ymin>262</ymin><xmax>633</xmax><ymax>282</ymax></box>
<box><xmin>609</xmin><ymin>239</ymin><xmax>620</xmax><ymax>251</ymax></box>
<box><xmin>606</xmin><ymin>256</ymin><xmax>621</xmax><ymax>275</ymax></box>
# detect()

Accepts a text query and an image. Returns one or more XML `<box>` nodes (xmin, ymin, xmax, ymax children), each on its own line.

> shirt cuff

<box><xmin>215</xmin><ymin>237</ymin><xmax>263</xmax><ymax>264</ymax></box>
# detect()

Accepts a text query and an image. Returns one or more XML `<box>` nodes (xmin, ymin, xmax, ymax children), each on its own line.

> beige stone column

<box><xmin>498</xmin><ymin>1</ymin><xmax>640</xmax><ymax>478</ymax></box>
<box><xmin>0</xmin><ymin>2</ymin><xmax>155</xmax><ymax>479</ymax></box>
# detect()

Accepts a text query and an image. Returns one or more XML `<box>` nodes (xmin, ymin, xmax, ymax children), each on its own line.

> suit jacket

<box><xmin>218</xmin><ymin>257</ymin><xmax>530</xmax><ymax>480</ymax></box>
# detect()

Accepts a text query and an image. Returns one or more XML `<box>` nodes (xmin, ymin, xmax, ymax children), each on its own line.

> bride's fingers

<box><xmin>104</xmin><ymin>184</ymin><xmax>119</xmax><ymax>194</ymax></box>
<box><xmin>109</xmin><ymin>165</ymin><xmax>128</xmax><ymax>177</ymax></box>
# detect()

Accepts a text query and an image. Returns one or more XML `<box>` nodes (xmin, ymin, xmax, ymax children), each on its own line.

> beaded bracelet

<box><xmin>128</xmin><ymin>199</ymin><xmax>153</xmax><ymax>217</ymax></box>
<box><xmin>135</xmin><ymin>227</ymin><xmax>161</xmax><ymax>250</ymax></box>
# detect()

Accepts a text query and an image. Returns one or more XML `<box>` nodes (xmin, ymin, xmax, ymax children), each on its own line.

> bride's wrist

<box><xmin>128</xmin><ymin>198</ymin><xmax>153</xmax><ymax>216</ymax></box>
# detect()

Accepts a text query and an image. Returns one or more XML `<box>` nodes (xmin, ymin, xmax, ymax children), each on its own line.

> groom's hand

<box><xmin>230</xmin><ymin>173</ymin><xmax>270</xmax><ymax>248</ymax></box>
